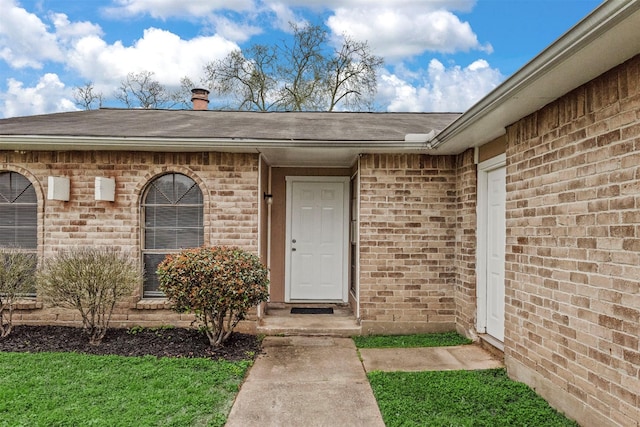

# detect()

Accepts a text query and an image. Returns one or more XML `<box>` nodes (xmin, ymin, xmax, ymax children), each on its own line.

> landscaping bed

<box><xmin>0</xmin><ymin>325</ymin><xmax>261</xmax><ymax>361</ymax></box>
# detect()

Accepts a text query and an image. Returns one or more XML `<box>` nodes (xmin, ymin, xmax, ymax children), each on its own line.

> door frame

<box><xmin>476</xmin><ymin>154</ymin><xmax>506</xmax><ymax>338</ymax></box>
<box><xmin>284</xmin><ymin>176</ymin><xmax>350</xmax><ymax>303</ymax></box>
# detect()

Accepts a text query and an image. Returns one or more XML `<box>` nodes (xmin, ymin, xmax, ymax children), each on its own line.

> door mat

<box><xmin>290</xmin><ymin>307</ymin><xmax>334</xmax><ymax>315</ymax></box>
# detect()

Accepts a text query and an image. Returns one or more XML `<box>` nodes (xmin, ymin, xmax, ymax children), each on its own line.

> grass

<box><xmin>369</xmin><ymin>368</ymin><xmax>578</xmax><ymax>427</ymax></box>
<box><xmin>353</xmin><ymin>331</ymin><xmax>472</xmax><ymax>348</ymax></box>
<box><xmin>0</xmin><ymin>352</ymin><xmax>250</xmax><ymax>427</ymax></box>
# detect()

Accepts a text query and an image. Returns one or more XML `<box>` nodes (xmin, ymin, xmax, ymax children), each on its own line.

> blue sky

<box><xmin>0</xmin><ymin>0</ymin><xmax>602</xmax><ymax>118</ymax></box>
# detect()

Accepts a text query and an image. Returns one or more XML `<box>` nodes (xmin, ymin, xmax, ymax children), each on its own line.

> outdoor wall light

<box><xmin>263</xmin><ymin>193</ymin><xmax>273</xmax><ymax>205</ymax></box>
<box><xmin>47</xmin><ymin>176</ymin><xmax>70</xmax><ymax>201</ymax></box>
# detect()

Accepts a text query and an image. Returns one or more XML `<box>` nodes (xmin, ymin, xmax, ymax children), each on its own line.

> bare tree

<box><xmin>277</xmin><ymin>23</ymin><xmax>327</xmax><ymax>111</ymax></box>
<box><xmin>72</xmin><ymin>82</ymin><xmax>104</xmax><ymax>110</ymax></box>
<box><xmin>204</xmin><ymin>23</ymin><xmax>383</xmax><ymax>112</ymax></box>
<box><xmin>324</xmin><ymin>36</ymin><xmax>383</xmax><ymax>111</ymax></box>
<box><xmin>204</xmin><ymin>45</ymin><xmax>280</xmax><ymax>111</ymax></box>
<box><xmin>114</xmin><ymin>71</ymin><xmax>178</xmax><ymax>109</ymax></box>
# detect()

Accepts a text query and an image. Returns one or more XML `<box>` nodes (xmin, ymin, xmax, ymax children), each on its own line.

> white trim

<box><xmin>0</xmin><ymin>134</ymin><xmax>429</xmax><ymax>152</ymax></box>
<box><xmin>476</xmin><ymin>154</ymin><xmax>506</xmax><ymax>336</ymax></box>
<box><xmin>354</xmin><ymin>157</ymin><xmax>361</xmax><ymax>320</ymax></box>
<box><xmin>430</xmin><ymin>0</ymin><xmax>640</xmax><ymax>153</ymax></box>
<box><xmin>284</xmin><ymin>176</ymin><xmax>350</xmax><ymax>303</ymax></box>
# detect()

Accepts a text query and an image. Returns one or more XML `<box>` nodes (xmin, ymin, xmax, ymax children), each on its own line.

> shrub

<box><xmin>157</xmin><ymin>246</ymin><xmax>269</xmax><ymax>347</ymax></box>
<box><xmin>38</xmin><ymin>247</ymin><xmax>141</xmax><ymax>345</ymax></box>
<box><xmin>0</xmin><ymin>248</ymin><xmax>37</xmax><ymax>338</ymax></box>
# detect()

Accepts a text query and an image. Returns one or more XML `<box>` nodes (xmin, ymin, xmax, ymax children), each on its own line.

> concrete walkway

<box><xmin>225</xmin><ymin>336</ymin><xmax>503</xmax><ymax>426</ymax></box>
<box><xmin>359</xmin><ymin>344</ymin><xmax>504</xmax><ymax>372</ymax></box>
<box><xmin>225</xmin><ymin>336</ymin><xmax>385</xmax><ymax>427</ymax></box>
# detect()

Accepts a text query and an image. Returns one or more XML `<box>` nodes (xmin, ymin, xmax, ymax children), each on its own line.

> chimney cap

<box><xmin>191</xmin><ymin>88</ymin><xmax>210</xmax><ymax>96</ymax></box>
<box><xmin>191</xmin><ymin>88</ymin><xmax>210</xmax><ymax>110</ymax></box>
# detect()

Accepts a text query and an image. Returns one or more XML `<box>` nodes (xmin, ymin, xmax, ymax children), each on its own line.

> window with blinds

<box><xmin>141</xmin><ymin>173</ymin><xmax>203</xmax><ymax>297</ymax></box>
<box><xmin>0</xmin><ymin>172</ymin><xmax>37</xmax><ymax>249</ymax></box>
<box><xmin>0</xmin><ymin>172</ymin><xmax>37</xmax><ymax>296</ymax></box>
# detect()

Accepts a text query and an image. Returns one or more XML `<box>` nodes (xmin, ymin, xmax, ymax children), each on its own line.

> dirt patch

<box><xmin>0</xmin><ymin>325</ymin><xmax>261</xmax><ymax>361</ymax></box>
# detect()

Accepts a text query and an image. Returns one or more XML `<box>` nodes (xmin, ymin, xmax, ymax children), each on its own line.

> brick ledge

<box><xmin>135</xmin><ymin>299</ymin><xmax>172</xmax><ymax>310</ymax></box>
<box><xmin>11</xmin><ymin>299</ymin><xmax>43</xmax><ymax>310</ymax></box>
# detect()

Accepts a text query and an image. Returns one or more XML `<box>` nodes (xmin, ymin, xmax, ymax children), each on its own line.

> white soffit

<box><xmin>430</xmin><ymin>0</ymin><xmax>640</xmax><ymax>154</ymax></box>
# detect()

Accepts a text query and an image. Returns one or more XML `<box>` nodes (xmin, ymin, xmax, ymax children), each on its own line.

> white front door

<box><xmin>485</xmin><ymin>166</ymin><xmax>506</xmax><ymax>341</ymax></box>
<box><xmin>286</xmin><ymin>177</ymin><xmax>349</xmax><ymax>301</ymax></box>
<box><xmin>477</xmin><ymin>155</ymin><xmax>506</xmax><ymax>342</ymax></box>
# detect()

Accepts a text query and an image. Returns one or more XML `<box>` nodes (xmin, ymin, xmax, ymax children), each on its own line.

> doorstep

<box><xmin>257</xmin><ymin>303</ymin><xmax>361</xmax><ymax>337</ymax></box>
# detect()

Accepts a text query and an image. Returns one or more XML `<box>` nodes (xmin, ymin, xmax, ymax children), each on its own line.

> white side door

<box><xmin>477</xmin><ymin>155</ymin><xmax>506</xmax><ymax>342</ymax></box>
<box><xmin>485</xmin><ymin>166</ymin><xmax>506</xmax><ymax>341</ymax></box>
<box><xmin>286</xmin><ymin>177</ymin><xmax>349</xmax><ymax>301</ymax></box>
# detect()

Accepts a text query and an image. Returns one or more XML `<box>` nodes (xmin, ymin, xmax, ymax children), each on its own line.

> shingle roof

<box><xmin>0</xmin><ymin>109</ymin><xmax>460</xmax><ymax>142</ymax></box>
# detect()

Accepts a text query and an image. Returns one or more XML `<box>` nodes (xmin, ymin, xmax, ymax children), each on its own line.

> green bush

<box><xmin>38</xmin><ymin>247</ymin><xmax>141</xmax><ymax>345</ymax></box>
<box><xmin>157</xmin><ymin>246</ymin><xmax>269</xmax><ymax>347</ymax></box>
<box><xmin>0</xmin><ymin>247</ymin><xmax>37</xmax><ymax>338</ymax></box>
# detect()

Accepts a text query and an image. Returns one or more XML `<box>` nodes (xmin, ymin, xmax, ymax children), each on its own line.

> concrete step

<box><xmin>257</xmin><ymin>305</ymin><xmax>361</xmax><ymax>337</ymax></box>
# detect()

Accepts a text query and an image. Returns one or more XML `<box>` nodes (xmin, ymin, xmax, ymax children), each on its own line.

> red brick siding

<box><xmin>1</xmin><ymin>150</ymin><xmax>260</xmax><ymax>329</ymax></box>
<box><xmin>358</xmin><ymin>154</ymin><xmax>458</xmax><ymax>333</ymax></box>
<box><xmin>454</xmin><ymin>149</ymin><xmax>478</xmax><ymax>337</ymax></box>
<box><xmin>505</xmin><ymin>54</ymin><xmax>640</xmax><ymax>426</ymax></box>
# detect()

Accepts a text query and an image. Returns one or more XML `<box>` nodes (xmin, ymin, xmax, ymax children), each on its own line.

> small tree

<box><xmin>157</xmin><ymin>246</ymin><xmax>269</xmax><ymax>347</ymax></box>
<box><xmin>0</xmin><ymin>248</ymin><xmax>36</xmax><ymax>338</ymax></box>
<box><xmin>203</xmin><ymin>23</ymin><xmax>383</xmax><ymax>112</ymax></box>
<box><xmin>114</xmin><ymin>71</ymin><xmax>179</xmax><ymax>109</ymax></box>
<box><xmin>72</xmin><ymin>82</ymin><xmax>104</xmax><ymax>110</ymax></box>
<box><xmin>38</xmin><ymin>247</ymin><xmax>141</xmax><ymax>345</ymax></box>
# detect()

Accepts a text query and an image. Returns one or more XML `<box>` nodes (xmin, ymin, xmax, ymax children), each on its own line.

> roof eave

<box><xmin>430</xmin><ymin>0</ymin><xmax>640</xmax><ymax>154</ymax></box>
<box><xmin>0</xmin><ymin>134</ymin><xmax>432</xmax><ymax>152</ymax></box>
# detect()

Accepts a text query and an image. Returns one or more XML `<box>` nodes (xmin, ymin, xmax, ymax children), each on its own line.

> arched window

<box><xmin>141</xmin><ymin>173</ymin><xmax>204</xmax><ymax>297</ymax></box>
<box><xmin>0</xmin><ymin>172</ymin><xmax>37</xmax><ymax>248</ymax></box>
<box><xmin>0</xmin><ymin>171</ymin><xmax>37</xmax><ymax>296</ymax></box>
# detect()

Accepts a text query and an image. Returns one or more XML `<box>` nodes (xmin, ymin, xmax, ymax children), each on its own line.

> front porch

<box><xmin>257</xmin><ymin>303</ymin><xmax>361</xmax><ymax>337</ymax></box>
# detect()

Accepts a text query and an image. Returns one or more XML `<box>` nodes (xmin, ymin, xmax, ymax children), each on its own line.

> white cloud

<box><xmin>378</xmin><ymin>58</ymin><xmax>503</xmax><ymax>112</ymax></box>
<box><xmin>50</xmin><ymin>13</ymin><xmax>103</xmax><ymax>43</ymax></box>
<box><xmin>105</xmin><ymin>0</ymin><xmax>254</xmax><ymax>19</ymax></box>
<box><xmin>268</xmin><ymin>0</ymin><xmax>475</xmax><ymax>12</ymax></box>
<box><xmin>327</xmin><ymin>6</ymin><xmax>489</xmax><ymax>60</ymax></box>
<box><xmin>66</xmin><ymin>28</ymin><xmax>239</xmax><ymax>88</ymax></box>
<box><xmin>206</xmin><ymin>15</ymin><xmax>262</xmax><ymax>43</ymax></box>
<box><xmin>0</xmin><ymin>0</ymin><xmax>63</xmax><ymax>68</ymax></box>
<box><xmin>2</xmin><ymin>73</ymin><xmax>76</xmax><ymax>117</ymax></box>
<box><xmin>266</xmin><ymin>2</ymin><xmax>308</xmax><ymax>32</ymax></box>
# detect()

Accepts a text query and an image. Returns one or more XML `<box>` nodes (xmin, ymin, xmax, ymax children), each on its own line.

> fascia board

<box><xmin>430</xmin><ymin>0</ymin><xmax>640</xmax><ymax>153</ymax></box>
<box><xmin>0</xmin><ymin>135</ymin><xmax>429</xmax><ymax>152</ymax></box>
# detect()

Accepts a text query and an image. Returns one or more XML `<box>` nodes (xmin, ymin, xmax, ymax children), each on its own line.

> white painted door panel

<box><xmin>289</xmin><ymin>181</ymin><xmax>345</xmax><ymax>300</ymax></box>
<box><xmin>485</xmin><ymin>166</ymin><xmax>506</xmax><ymax>341</ymax></box>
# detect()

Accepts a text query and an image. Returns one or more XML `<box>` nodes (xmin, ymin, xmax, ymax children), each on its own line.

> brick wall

<box><xmin>454</xmin><ymin>149</ymin><xmax>478</xmax><ymax>337</ymax></box>
<box><xmin>1</xmin><ymin>150</ymin><xmax>260</xmax><ymax>330</ymax></box>
<box><xmin>358</xmin><ymin>153</ymin><xmax>458</xmax><ymax>334</ymax></box>
<box><xmin>504</xmin><ymin>54</ymin><xmax>640</xmax><ymax>426</ymax></box>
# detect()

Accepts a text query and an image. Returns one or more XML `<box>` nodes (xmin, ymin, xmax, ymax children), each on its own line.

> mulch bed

<box><xmin>0</xmin><ymin>325</ymin><xmax>261</xmax><ymax>361</ymax></box>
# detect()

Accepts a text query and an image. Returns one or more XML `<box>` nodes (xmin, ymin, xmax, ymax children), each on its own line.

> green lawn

<box><xmin>369</xmin><ymin>368</ymin><xmax>578</xmax><ymax>427</ymax></box>
<box><xmin>354</xmin><ymin>332</ymin><xmax>472</xmax><ymax>349</ymax></box>
<box><xmin>356</xmin><ymin>333</ymin><xmax>577</xmax><ymax>427</ymax></box>
<box><xmin>0</xmin><ymin>352</ymin><xmax>250</xmax><ymax>427</ymax></box>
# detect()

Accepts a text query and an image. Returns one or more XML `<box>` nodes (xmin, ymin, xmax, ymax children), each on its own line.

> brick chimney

<box><xmin>191</xmin><ymin>88</ymin><xmax>210</xmax><ymax>111</ymax></box>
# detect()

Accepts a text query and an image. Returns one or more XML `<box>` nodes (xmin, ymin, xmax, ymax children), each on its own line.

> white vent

<box><xmin>47</xmin><ymin>176</ymin><xmax>70</xmax><ymax>201</ymax></box>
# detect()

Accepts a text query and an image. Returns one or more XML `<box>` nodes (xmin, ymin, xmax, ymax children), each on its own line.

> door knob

<box><xmin>292</xmin><ymin>239</ymin><xmax>296</xmax><ymax>243</ymax></box>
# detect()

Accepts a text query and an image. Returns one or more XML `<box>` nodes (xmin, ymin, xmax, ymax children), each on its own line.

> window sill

<box><xmin>135</xmin><ymin>299</ymin><xmax>172</xmax><ymax>310</ymax></box>
<box><xmin>12</xmin><ymin>299</ymin><xmax>43</xmax><ymax>310</ymax></box>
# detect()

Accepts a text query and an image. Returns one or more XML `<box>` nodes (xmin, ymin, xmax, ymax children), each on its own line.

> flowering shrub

<box><xmin>157</xmin><ymin>246</ymin><xmax>269</xmax><ymax>347</ymax></box>
<box><xmin>37</xmin><ymin>247</ymin><xmax>141</xmax><ymax>345</ymax></box>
